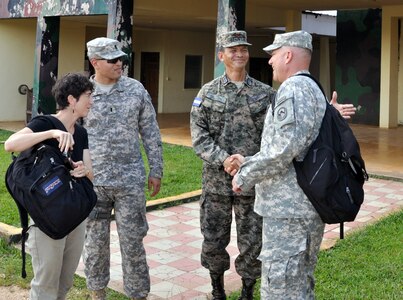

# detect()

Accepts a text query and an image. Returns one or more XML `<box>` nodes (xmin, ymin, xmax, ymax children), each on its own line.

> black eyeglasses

<box><xmin>99</xmin><ymin>57</ymin><xmax>125</xmax><ymax>64</ymax></box>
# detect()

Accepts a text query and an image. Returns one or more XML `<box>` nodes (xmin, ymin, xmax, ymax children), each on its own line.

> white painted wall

<box><xmin>0</xmin><ymin>19</ymin><xmax>86</xmax><ymax>121</ymax></box>
<box><xmin>0</xmin><ymin>18</ymin><xmax>325</xmax><ymax>121</ymax></box>
<box><xmin>0</xmin><ymin>19</ymin><xmax>36</xmax><ymax>121</ymax></box>
<box><xmin>59</xmin><ymin>20</ymin><xmax>87</xmax><ymax>76</ymax></box>
<box><xmin>302</xmin><ymin>12</ymin><xmax>336</xmax><ymax>36</ymax></box>
<box><xmin>133</xmin><ymin>29</ymin><xmax>216</xmax><ymax>113</ymax></box>
<box><xmin>132</xmin><ymin>29</ymin><xmax>275</xmax><ymax>113</ymax></box>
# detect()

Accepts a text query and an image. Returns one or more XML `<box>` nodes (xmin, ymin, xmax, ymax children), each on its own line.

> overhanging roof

<box><xmin>0</xmin><ymin>0</ymin><xmax>401</xmax><ymax>35</ymax></box>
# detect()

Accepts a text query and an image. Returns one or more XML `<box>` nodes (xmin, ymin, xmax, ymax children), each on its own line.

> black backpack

<box><xmin>5</xmin><ymin>116</ymin><xmax>97</xmax><ymax>278</ymax></box>
<box><xmin>293</xmin><ymin>74</ymin><xmax>368</xmax><ymax>230</ymax></box>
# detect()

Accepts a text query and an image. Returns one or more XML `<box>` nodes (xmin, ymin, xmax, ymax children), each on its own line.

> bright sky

<box><xmin>311</xmin><ymin>10</ymin><xmax>337</xmax><ymax>16</ymax></box>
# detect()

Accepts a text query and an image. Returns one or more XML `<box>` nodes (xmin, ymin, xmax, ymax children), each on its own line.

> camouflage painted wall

<box><xmin>0</xmin><ymin>0</ymin><xmax>134</xmax><ymax>117</ymax></box>
<box><xmin>0</xmin><ymin>0</ymin><xmax>109</xmax><ymax>18</ymax></box>
<box><xmin>214</xmin><ymin>0</ymin><xmax>246</xmax><ymax>78</ymax></box>
<box><xmin>336</xmin><ymin>9</ymin><xmax>382</xmax><ymax>125</ymax></box>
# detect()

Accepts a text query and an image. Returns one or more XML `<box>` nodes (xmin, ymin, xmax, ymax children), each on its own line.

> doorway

<box><xmin>141</xmin><ymin>52</ymin><xmax>160</xmax><ymax>112</ymax></box>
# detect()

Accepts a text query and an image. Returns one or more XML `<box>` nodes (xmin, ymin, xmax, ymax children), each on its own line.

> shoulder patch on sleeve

<box><xmin>274</xmin><ymin>97</ymin><xmax>295</xmax><ymax>128</ymax></box>
<box><xmin>192</xmin><ymin>97</ymin><xmax>202</xmax><ymax>107</ymax></box>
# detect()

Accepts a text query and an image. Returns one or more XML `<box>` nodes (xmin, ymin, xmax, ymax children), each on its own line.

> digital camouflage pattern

<box><xmin>83</xmin><ymin>186</ymin><xmax>150</xmax><ymax>298</ymax></box>
<box><xmin>87</xmin><ymin>37</ymin><xmax>127</xmax><ymax>60</ymax></box>
<box><xmin>219</xmin><ymin>30</ymin><xmax>251</xmax><ymax>48</ymax></box>
<box><xmin>235</xmin><ymin>71</ymin><xmax>326</xmax><ymax>297</ymax></box>
<box><xmin>191</xmin><ymin>73</ymin><xmax>275</xmax><ymax>279</ymax></box>
<box><xmin>199</xmin><ymin>193</ymin><xmax>263</xmax><ymax>279</ymax></box>
<box><xmin>83</xmin><ymin>75</ymin><xmax>162</xmax><ymax>298</ymax></box>
<box><xmin>235</xmin><ymin>71</ymin><xmax>326</xmax><ymax>218</ymax></box>
<box><xmin>259</xmin><ymin>216</ymin><xmax>324</xmax><ymax>299</ymax></box>
<box><xmin>263</xmin><ymin>30</ymin><xmax>313</xmax><ymax>54</ymax></box>
<box><xmin>191</xmin><ymin>74</ymin><xmax>275</xmax><ymax>196</ymax></box>
<box><xmin>84</xmin><ymin>75</ymin><xmax>163</xmax><ymax>187</ymax></box>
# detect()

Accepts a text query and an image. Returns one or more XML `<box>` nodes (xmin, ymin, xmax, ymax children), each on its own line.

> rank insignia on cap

<box><xmin>193</xmin><ymin>97</ymin><xmax>202</xmax><ymax>107</ymax></box>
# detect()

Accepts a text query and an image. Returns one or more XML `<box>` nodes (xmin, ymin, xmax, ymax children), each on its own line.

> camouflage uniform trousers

<box><xmin>83</xmin><ymin>186</ymin><xmax>150</xmax><ymax>298</ymax></box>
<box><xmin>259</xmin><ymin>215</ymin><xmax>325</xmax><ymax>299</ymax></box>
<box><xmin>200</xmin><ymin>192</ymin><xmax>262</xmax><ymax>279</ymax></box>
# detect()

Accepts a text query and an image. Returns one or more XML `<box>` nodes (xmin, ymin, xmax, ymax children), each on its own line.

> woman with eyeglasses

<box><xmin>4</xmin><ymin>72</ymin><xmax>94</xmax><ymax>299</ymax></box>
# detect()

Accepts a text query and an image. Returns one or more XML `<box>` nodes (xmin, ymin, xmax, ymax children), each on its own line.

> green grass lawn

<box><xmin>0</xmin><ymin>237</ymin><xmax>128</xmax><ymax>299</ymax></box>
<box><xmin>314</xmin><ymin>210</ymin><xmax>403</xmax><ymax>300</ymax></box>
<box><xmin>1</xmin><ymin>128</ymin><xmax>402</xmax><ymax>299</ymax></box>
<box><xmin>1</xmin><ymin>210</ymin><xmax>401</xmax><ymax>299</ymax></box>
<box><xmin>0</xmin><ymin>129</ymin><xmax>202</xmax><ymax>227</ymax></box>
<box><xmin>228</xmin><ymin>209</ymin><xmax>403</xmax><ymax>300</ymax></box>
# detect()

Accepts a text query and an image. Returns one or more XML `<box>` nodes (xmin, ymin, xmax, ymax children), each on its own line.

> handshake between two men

<box><xmin>224</xmin><ymin>154</ymin><xmax>245</xmax><ymax>193</ymax></box>
<box><xmin>223</xmin><ymin>96</ymin><xmax>357</xmax><ymax>194</ymax></box>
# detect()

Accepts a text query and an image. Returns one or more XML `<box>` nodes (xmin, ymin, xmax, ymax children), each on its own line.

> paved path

<box><xmin>75</xmin><ymin>177</ymin><xmax>403</xmax><ymax>299</ymax></box>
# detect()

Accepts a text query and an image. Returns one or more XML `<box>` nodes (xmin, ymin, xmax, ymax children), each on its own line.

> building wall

<box><xmin>0</xmin><ymin>16</ymin><xmax>302</xmax><ymax>121</ymax></box>
<box><xmin>133</xmin><ymin>29</ymin><xmax>216</xmax><ymax>113</ymax></box>
<box><xmin>59</xmin><ymin>20</ymin><xmax>87</xmax><ymax>76</ymax></box>
<box><xmin>336</xmin><ymin>9</ymin><xmax>382</xmax><ymax>125</ymax></box>
<box><xmin>0</xmin><ymin>18</ymin><xmax>36</xmax><ymax>121</ymax></box>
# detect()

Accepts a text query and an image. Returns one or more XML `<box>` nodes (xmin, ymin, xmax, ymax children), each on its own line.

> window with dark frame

<box><xmin>184</xmin><ymin>55</ymin><xmax>202</xmax><ymax>89</ymax></box>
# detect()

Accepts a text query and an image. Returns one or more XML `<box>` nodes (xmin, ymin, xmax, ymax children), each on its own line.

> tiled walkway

<box><xmin>1</xmin><ymin>119</ymin><xmax>402</xmax><ymax>298</ymax></box>
<box><xmin>75</xmin><ymin>177</ymin><xmax>403</xmax><ymax>299</ymax></box>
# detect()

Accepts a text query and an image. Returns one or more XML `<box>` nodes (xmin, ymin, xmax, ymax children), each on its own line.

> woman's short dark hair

<box><xmin>52</xmin><ymin>73</ymin><xmax>93</xmax><ymax>109</ymax></box>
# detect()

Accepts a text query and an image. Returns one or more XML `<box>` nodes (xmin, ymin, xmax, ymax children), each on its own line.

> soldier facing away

<box><xmin>191</xmin><ymin>30</ymin><xmax>356</xmax><ymax>300</ymax></box>
<box><xmin>232</xmin><ymin>30</ymin><xmax>328</xmax><ymax>299</ymax></box>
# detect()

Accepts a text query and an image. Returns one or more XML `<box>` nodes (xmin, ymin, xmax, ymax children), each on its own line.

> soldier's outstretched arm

<box><xmin>330</xmin><ymin>91</ymin><xmax>357</xmax><ymax>119</ymax></box>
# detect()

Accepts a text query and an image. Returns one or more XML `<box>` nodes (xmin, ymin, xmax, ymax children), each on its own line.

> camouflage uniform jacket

<box><xmin>235</xmin><ymin>71</ymin><xmax>326</xmax><ymax>218</ymax></box>
<box><xmin>84</xmin><ymin>75</ymin><xmax>163</xmax><ymax>187</ymax></box>
<box><xmin>191</xmin><ymin>74</ymin><xmax>275</xmax><ymax>195</ymax></box>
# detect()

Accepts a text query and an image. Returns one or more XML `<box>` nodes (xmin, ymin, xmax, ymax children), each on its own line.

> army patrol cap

<box><xmin>263</xmin><ymin>30</ymin><xmax>312</xmax><ymax>54</ymax></box>
<box><xmin>87</xmin><ymin>37</ymin><xmax>127</xmax><ymax>60</ymax></box>
<box><xmin>219</xmin><ymin>30</ymin><xmax>252</xmax><ymax>48</ymax></box>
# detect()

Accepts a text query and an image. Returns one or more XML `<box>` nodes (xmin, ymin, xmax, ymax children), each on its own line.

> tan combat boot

<box><xmin>91</xmin><ymin>289</ymin><xmax>106</xmax><ymax>300</ymax></box>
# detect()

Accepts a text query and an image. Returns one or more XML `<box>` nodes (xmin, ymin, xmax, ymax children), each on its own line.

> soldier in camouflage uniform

<box><xmin>190</xmin><ymin>31</ymin><xmax>276</xmax><ymax>300</ymax></box>
<box><xmin>232</xmin><ymin>31</ymin><xmax>327</xmax><ymax>299</ymax></box>
<box><xmin>83</xmin><ymin>38</ymin><xmax>163</xmax><ymax>300</ymax></box>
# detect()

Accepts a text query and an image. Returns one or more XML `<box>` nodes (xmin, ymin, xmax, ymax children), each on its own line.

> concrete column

<box><xmin>107</xmin><ymin>0</ymin><xmax>134</xmax><ymax>77</ymax></box>
<box><xmin>214</xmin><ymin>0</ymin><xmax>246</xmax><ymax>78</ymax></box>
<box><xmin>398</xmin><ymin>20</ymin><xmax>403</xmax><ymax>125</ymax></box>
<box><xmin>285</xmin><ymin>10</ymin><xmax>302</xmax><ymax>32</ymax></box>
<box><xmin>319</xmin><ymin>36</ymin><xmax>331</xmax><ymax>99</ymax></box>
<box><xmin>271</xmin><ymin>10</ymin><xmax>301</xmax><ymax>90</ymax></box>
<box><xmin>380</xmin><ymin>13</ymin><xmax>399</xmax><ymax>128</ymax></box>
<box><xmin>32</xmin><ymin>16</ymin><xmax>60</xmax><ymax>117</ymax></box>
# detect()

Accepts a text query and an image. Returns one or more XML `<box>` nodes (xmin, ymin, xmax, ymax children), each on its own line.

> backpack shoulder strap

<box><xmin>294</xmin><ymin>73</ymin><xmax>327</xmax><ymax>100</ymax></box>
<box><xmin>5</xmin><ymin>161</ymin><xmax>29</xmax><ymax>278</ymax></box>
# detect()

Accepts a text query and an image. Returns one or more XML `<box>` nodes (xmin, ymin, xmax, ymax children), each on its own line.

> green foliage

<box><xmin>0</xmin><ymin>129</ymin><xmax>202</xmax><ymax>227</ymax></box>
<box><xmin>229</xmin><ymin>210</ymin><xmax>403</xmax><ymax>300</ymax></box>
<box><xmin>0</xmin><ymin>237</ymin><xmax>128</xmax><ymax>299</ymax></box>
<box><xmin>0</xmin><ymin>237</ymin><xmax>32</xmax><ymax>288</ymax></box>
<box><xmin>143</xmin><ymin>143</ymin><xmax>202</xmax><ymax>199</ymax></box>
<box><xmin>0</xmin><ymin>130</ymin><xmax>20</xmax><ymax>226</ymax></box>
<box><xmin>315</xmin><ymin>210</ymin><xmax>403</xmax><ymax>300</ymax></box>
